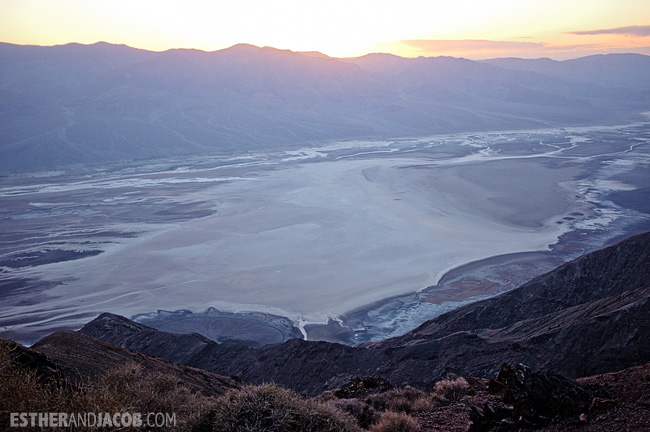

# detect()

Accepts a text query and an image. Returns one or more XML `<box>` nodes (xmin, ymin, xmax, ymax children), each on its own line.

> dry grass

<box><xmin>0</xmin><ymin>340</ymin><xmax>215</xmax><ymax>431</ymax></box>
<box><xmin>209</xmin><ymin>383</ymin><xmax>361</xmax><ymax>432</ymax></box>
<box><xmin>433</xmin><ymin>377</ymin><xmax>470</xmax><ymax>402</ymax></box>
<box><xmin>365</xmin><ymin>386</ymin><xmax>438</xmax><ymax>414</ymax></box>
<box><xmin>368</xmin><ymin>411</ymin><xmax>421</xmax><ymax>432</ymax></box>
<box><xmin>1</xmin><ymin>339</ymin><xmax>450</xmax><ymax>432</ymax></box>
<box><xmin>98</xmin><ymin>362</ymin><xmax>217</xmax><ymax>430</ymax></box>
<box><xmin>324</xmin><ymin>398</ymin><xmax>381</xmax><ymax>429</ymax></box>
<box><xmin>1</xmin><ymin>340</ymin><xmax>362</xmax><ymax>432</ymax></box>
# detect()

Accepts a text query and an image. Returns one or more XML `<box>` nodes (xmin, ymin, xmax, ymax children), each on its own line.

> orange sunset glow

<box><xmin>1</xmin><ymin>0</ymin><xmax>649</xmax><ymax>59</ymax></box>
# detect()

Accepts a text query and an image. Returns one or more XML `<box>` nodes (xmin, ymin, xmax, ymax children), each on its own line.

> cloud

<box><xmin>397</xmin><ymin>39</ymin><xmax>548</xmax><ymax>53</ymax></box>
<box><xmin>390</xmin><ymin>39</ymin><xmax>601</xmax><ymax>59</ymax></box>
<box><xmin>568</xmin><ymin>25</ymin><xmax>650</xmax><ymax>37</ymax></box>
<box><xmin>387</xmin><ymin>37</ymin><xmax>650</xmax><ymax>60</ymax></box>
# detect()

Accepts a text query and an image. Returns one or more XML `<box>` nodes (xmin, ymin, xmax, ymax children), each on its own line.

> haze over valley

<box><xmin>2</xmin><ymin>42</ymin><xmax>650</xmax><ymax>174</ymax></box>
<box><xmin>1</xmin><ymin>42</ymin><xmax>650</xmax><ymax>346</ymax></box>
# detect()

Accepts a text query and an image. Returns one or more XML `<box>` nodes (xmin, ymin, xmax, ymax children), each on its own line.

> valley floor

<box><xmin>1</xmin><ymin>121</ymin><xmax>649</xmax><ymax>345</ymax></box>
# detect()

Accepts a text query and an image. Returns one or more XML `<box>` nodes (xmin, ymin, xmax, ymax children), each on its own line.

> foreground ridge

<box><xmin>5</xmin><ymin>334</ymin><xmax>649</xmax><ymax>430</ymax></box>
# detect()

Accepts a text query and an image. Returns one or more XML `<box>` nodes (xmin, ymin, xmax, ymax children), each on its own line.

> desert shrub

<box><xmin>101</xmin><ymin>363</ymin><xmax>197</xmax><ymax>414</ymax></box>
<box><xmin>410</xmin><ymin>395</ymin><xmax>439</xmax><ymax>413</ymax></box>
<box><xmin>211</xmin><ymin>383</ymin><xmax>360</xmax><ymax>432</ymax></box>
<box><xmin>98</xmin><ymin>362</ymin><xmax>217</xmax><ymax>431</ymax></box>
<box><xmin>434</xmin><ymin>377</ymin><xmax>469</xmax><ymax>402</ymax></box>
<box><xmin>0</xmin><ymin>340</ymin><xmax>125</xmax><ymax>430</ymax></box>
<box><xmin>325</xmin><ymin>398</ymin><xmax>381</xmax><ymax>429</ymax></box>
<box><xmin>0</xmin><ymin>346</ymin><xmax>215</xmax><ymax>432</ymax></box>
<box><xmin>368</xmin><ymin>411</ymin><xmax>421</xmax><ymax>432</ymax></box>
<box><xmin>365</xmin><ymin>386</ymin><xmax>434</xmax><ymax>414</ymax></box>
<box><xmin>0</xmin><ymin>340</ymin><xmax>58</xmax><ymax>414</ymax></box>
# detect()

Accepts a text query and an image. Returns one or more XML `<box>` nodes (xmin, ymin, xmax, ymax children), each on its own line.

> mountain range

<box><xmin>1</xmin><ymin>41</ymin><xmax>649</xmax><ymax>173</ymax></box>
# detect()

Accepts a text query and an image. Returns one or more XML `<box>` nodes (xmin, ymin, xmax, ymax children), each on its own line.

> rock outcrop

<box><xmin>469</xmin><ymin>363</ymin><xmax>609</xmax><ymax>430</ymax></box>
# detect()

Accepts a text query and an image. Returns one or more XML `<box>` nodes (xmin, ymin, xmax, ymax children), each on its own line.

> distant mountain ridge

<box><xmin>482</xmin><ymin>53</ymin><xmax>650</xmax><ymax>90</ymax></box>
<box><xmin>1</xmin><ymin>42</ymin><xmax>649</xmax><ymax>173</ymax></box>
<box><xmin>68</xmin><ymin>231</ymin><xmax>650</xmax><ymax>396</ymax></box>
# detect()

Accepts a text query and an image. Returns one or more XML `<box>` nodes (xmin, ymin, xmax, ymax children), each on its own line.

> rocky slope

<box><xmin>372</xmin><ymin>229</ymin><xmax>650</xmax><ymax>380</ymax></box>
<box><xmin>30</xmin><ymin>330</ymin><xmax>239</xmax><ymax>397</ymax></box>
<box><xmin>75</xmin><ymin>231</ymin><xmax>650</xmax><ymax>395</ymax></box>
<box><xmin>10</xmin><ymin>333</ymin><xmax>650</xmax><ymax>431</ymax></box>
<box><xmin>414</xmin><ymin>361</ymin><xmax>650</xmax><ymax>431</ymax></box>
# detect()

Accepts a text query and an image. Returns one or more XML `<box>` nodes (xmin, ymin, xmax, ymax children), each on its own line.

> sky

<box><xmin>1</xmin><ymin>0</ymin><xmax>649</xmax><ymax>59</ymax></box>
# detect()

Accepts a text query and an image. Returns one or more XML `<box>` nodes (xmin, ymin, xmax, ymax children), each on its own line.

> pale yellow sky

<box><xmin>1</xmin><ymin>0</ymin><xmax>649</xmax><ymax>59</ymax></box>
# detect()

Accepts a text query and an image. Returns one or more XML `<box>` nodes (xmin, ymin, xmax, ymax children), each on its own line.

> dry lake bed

<box><xmin>2</xmin><ymin>121</ymin><xmax>650</xmax><ymax>345</ymax></box>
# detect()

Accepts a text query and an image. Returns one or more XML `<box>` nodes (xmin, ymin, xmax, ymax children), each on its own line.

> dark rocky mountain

<box><xmin>30</xmin><ymin>330</ymin><xmax>239</xmax><ymax>397</ymax></box>
<box><xmin>74</xmin><ymin>231</ymin><xmax>650</xmax><ymax>396</ymax></box>
<box><xmin>2</xmin><ymin>42</ymin><xmax>649</xmax><ymax>173</ymax></box>
<box><xmin>68</xmin><ymin>312</ymin><xmax>217</xmax><ymax>365</ymax></box>
<box><xmin>79</xmin><ymin>312</ymin><xmax>378</xmax><ymax>396</ymax></box>
<box><xmin>379</xmin><ymin>228</ymin><xmax>650</xmax><ymax>343</ymax></box>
